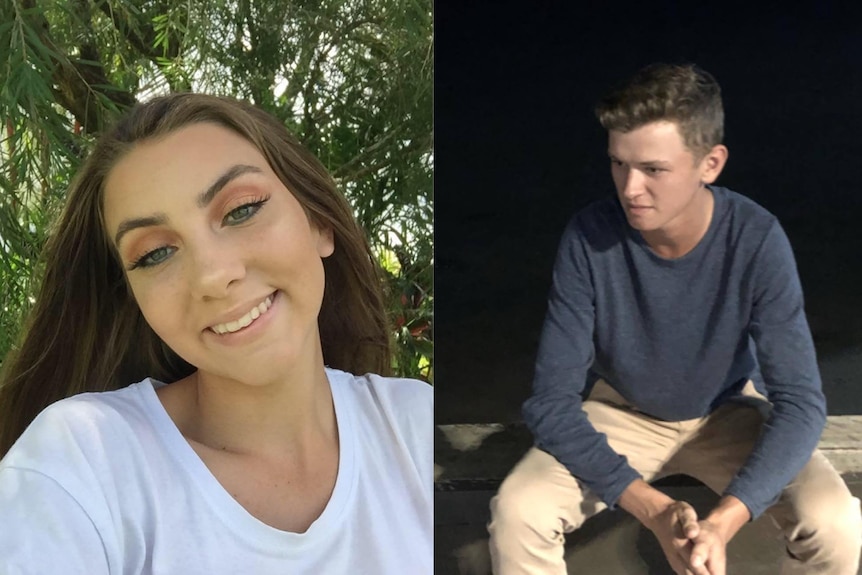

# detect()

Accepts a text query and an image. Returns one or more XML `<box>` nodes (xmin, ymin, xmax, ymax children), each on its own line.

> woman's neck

<box><xmin>158</xmin><ymin>349</ymin><xmax>337</xmax><ymax>462</ymax></box>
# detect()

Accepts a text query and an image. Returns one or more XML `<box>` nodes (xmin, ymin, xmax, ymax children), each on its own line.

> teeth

<box><xmin>212</xmin><ymin>295</ymin><xmax>273</xmax><ymax>335</ymax></box>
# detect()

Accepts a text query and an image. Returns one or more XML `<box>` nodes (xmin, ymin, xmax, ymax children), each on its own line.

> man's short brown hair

<box><xmin>595</xmin><ymin>63</ymin><xmax>724</xmax><ymax>158</ymax></box>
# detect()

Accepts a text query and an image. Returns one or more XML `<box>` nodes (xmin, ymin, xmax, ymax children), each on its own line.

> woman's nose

<box><xmin>187</xmin><ymin>237</ymin><xmax>246</xmax><ymax>300</ymax></box>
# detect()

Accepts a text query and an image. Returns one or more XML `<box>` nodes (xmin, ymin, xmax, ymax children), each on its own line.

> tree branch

<box><xmin>21</xmin><ymin>0</ymin><xmax>134</xmax><ymax>133</ymax></box>
<box><xmin>97</xmin><ymin>1</ymin><xmax>182</xmax><ymax>61</ymax></box>
<box><xmin>97</xmin><ymin>0</ymin><xmax>189</xmax><ymax>91</ymax></box>
<box><xmin>335</xmin><ymin>133</ymin><xmax>432</xmax><ymax>184</ymax></box>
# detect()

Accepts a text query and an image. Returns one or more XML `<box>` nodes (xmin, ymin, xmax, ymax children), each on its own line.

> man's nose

<box><xmin>621</xmin><ymin>168</ymin><xmax>644</xmax><ymax>199</ymax></box>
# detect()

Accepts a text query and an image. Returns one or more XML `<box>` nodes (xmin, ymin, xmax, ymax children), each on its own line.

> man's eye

<box><xmin>223</xmin><ymin>198</ymin><xmax>269</xmax><ymax>225</ymax></box>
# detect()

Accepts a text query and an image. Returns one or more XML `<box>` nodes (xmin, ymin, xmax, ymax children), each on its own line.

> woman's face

<box><xmin>103</xmin><ymin>122</ymin><xmax>334</xmax><ymax>385</ymax></box>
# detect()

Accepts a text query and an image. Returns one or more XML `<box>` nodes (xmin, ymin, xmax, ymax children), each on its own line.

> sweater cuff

<box><xmin>722</xmin><ymin>485</ymin><xmax>775</xmax><ymax>520</ymax></box>
<box><xmin>598</xmin><ymin>468</ymin><xmax>643</xmax><ymax>510</ymax></box>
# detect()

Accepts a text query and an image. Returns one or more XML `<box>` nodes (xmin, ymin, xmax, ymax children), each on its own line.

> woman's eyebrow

<box><xmin>113</xmin><ymin>164</ymin><xmax>264</xmax><ymax>247</ymax></box>
<box><xmin>114</xmin><ymin>214</ymin><xmax>167</xmax><ymax>247</ymax></box>
<box><xmin>196</xmin><ymin>164</ymin><xmax>264</xmax><ymax>208</ymax></box>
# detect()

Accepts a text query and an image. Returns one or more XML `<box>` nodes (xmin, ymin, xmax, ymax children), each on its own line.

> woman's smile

<box><xmin>204</xmin><ymin>290</ymin><xmax>281</xmax><ymax>347</ymax></box>
<box><xmin>209</xmin><ymin>291</ymin><xmax>276</xmax><ymax>335</ymax></box>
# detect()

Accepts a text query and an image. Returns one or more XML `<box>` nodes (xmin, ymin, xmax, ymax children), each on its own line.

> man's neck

<box><xmin>641</xmin><ymin>187</ymin><xmax>715</xmax><ymax>259</ymax></box>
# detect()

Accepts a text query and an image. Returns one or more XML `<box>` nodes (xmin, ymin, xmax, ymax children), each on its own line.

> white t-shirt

<box><xmin>0</xmin><ymin>368</ymin><xmax>433</xmax><ymax>574</ymax></box>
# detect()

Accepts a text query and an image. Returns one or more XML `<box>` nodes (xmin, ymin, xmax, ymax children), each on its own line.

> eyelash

<box><xmin>127</xmin><ymin>196</ymin><xmax>271</xmax><ymax>271</ymax></box>
<box><xmin>222</xmin><ymin>196</ymin><xmax>269</xmax><ymax>226</ymax></box>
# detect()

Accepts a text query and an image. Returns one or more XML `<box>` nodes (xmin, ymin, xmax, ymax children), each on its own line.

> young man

<box><xmin>488</xmin><ymin>63</ymin><xmax>862</xmax><ymax>575</ymax></box>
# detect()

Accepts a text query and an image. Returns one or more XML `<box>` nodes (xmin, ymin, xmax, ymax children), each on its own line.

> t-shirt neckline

<box><xmin>133</xmin><ymin>368</ymin><xmax>357</xmax><ymax>554</ymax></box>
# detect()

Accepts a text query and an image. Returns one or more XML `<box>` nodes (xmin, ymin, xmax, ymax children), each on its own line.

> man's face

<box><xmin>608</xmin><ymin>121</ymin><xmax>710</xmax><ymax>236</ymax></box>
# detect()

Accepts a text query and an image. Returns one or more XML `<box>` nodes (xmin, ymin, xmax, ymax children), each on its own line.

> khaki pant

<box><xmin>488</xmin><ymin>381</ymin><xmax>862</xmax><ymax>574</ymax></box>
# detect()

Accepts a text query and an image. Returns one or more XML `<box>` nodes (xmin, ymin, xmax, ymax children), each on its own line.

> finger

<box><xmin>670</xmin><ymin>560</ymin><xmax>694</xmax><ymax>575</ymax></box>
<box><xmin>679</xmin><ymin>559</ymin><xmax>704</xmax><ymax>575</ymax></box>
<box><xmin>689</xmin><ymin>539</ymin><xmax>708</xmax><ymax>568</ymax></box>
<box><xmin>706</xmin><ymin>550</ymin><xmax>727</xmax><ymax>575</ymax></box>
<box><xmin>674</xmin><ymin>503</ymin><xmax>700</xmax><ymax>538</ymax></box>
<box><xmin>666</xmin><ymin>546</ymin><xmax>694</xmax><ymax>575</ymax></box>
<box><xmin>683</xmin><ymin>551</ymin><xmax>710</xmax><ymax>575</ymax></box>
<box><xmin>689</xmin><ymin>558</ymin><xmax>710</xmax><ymax>575</ymax></box>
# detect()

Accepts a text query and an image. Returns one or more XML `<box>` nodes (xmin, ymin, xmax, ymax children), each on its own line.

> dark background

<box><xmin>435</xmin><ymin>3</ymin><xmax>862</xmax><ymax>424</ymax></box>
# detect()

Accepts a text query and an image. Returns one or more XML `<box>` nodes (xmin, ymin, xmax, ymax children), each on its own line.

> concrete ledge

<box><xmin>435</xmin><ymin>415</ymin><xmax>862</xmax><ymax>492</ymax></box>
<box><xmin>435</xmin><ymin>417</ymin><xmax>862</xmax><ymax>574</ymax></box>
<box><xmin>818</xmin><ymin>415</ymin><xmax>862</xmax><ymax>476</ymax></box>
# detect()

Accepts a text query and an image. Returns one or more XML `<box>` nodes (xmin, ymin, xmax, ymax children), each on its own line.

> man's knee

<box><xmin>490</xmin><ymin>471</ymin><xmax>560</xmax><ymax>533</ymax></box>
<box><xmin>791</xmin><ymin>476</ymin><xmax>861</xmax><ymax>537</ymax></box>
<box><xmin>780</xmin><ymin>479</ymin><xmax>862</xmax><ymax>569</ymax></box>
<box><xmin>489</xmin><ymin>469</ymin><xmax>581</xmax><ymax>574</ymax></box>
<box><xmin>801</xmin><ymin>489</ymin><xmax>862</xmax><ymax>541</ymax></box>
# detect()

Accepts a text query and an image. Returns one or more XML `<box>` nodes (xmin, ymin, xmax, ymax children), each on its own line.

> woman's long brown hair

<box><xmin>0</xmin><ymin>94</ymin><xmax>391</xmax><ymax>457</ymax></box>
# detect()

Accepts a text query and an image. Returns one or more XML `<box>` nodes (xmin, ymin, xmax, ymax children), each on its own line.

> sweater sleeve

<box><xmin>723</xmin><ymin>221</ymin><xmax>827</xmax><ymax>519</ymax></box>
<box><xmin>522</xmin><ymin>219</ymin><xmax>641</xmax><ymax>508</ymax></box>
<box><xmin>0</xmin><ymin>467</ymin><xmax>111</xmax><ymax>574</ymax></box>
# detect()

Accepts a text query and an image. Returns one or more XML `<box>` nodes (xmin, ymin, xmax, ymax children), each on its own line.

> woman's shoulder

<box><xmin>328</xmin><ymin>369</ymin><xmax>433</xmax><ymax>500</ymax></box>
<box><xmin>327</xmin><ymin>368</ymin><xmax>433</xmax><ymax>448</ymax></box>
<box><xmin>0</xmin><ymin>381</ymin><xmax>164</xmax><ymax>572</ymax></box>
<box><xmin>328</xmin><ymin>368</ymin><xmax>432</xmax><ymax>413</ymax></box>
<box><xmin>1</xmin><ymin>380</ymin><xmax>158</xmax><ymax>473</ymax></box>
<box><xmin>346</xmin><ymin>370</ymin><xmax>432</xmax><ymax>399</ymax></box>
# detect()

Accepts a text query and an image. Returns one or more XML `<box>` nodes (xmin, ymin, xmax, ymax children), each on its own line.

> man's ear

<box><xmin>316</xmin><ymin>225</ymin><xmax>335</xmax><ymax>258</ymax></box>
<box><xmin>699</xmin><ymin>144</ymin><xmax>729</xmax><ymax>185</ymax></box>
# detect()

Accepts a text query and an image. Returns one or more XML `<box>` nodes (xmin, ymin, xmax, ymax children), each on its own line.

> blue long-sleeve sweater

<box><xmin>522</xmin><ymin>186</ymin><xmax>826</xmax><ymax>519</ymax></box>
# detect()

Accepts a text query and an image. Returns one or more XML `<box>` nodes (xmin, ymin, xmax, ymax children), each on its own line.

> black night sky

<box><xmin>434</xmin><ymin>3</ymin><xmax>862</xmax><ymax>423</ymax></box>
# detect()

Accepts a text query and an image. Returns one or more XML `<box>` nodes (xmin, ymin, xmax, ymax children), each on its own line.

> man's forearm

<box><xmin>620</xmin><ymin>480</ymin><xmax>749</xmax><ymax>535</ymax></box>
<box><xmin>618</xmin><ymin>478</ymin><xmax>675</xmax><ymax>525</ymax></box>
<box><xmin>704</xmin><ymin>495</ymin><xmax>750</xmax><ymax>542</ymax></box>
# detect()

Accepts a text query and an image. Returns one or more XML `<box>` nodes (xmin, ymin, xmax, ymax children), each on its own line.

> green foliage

<box><xmin>0</xmin><ymin>0</ymin><xmax>433</xmax><ymax>381</ymax></box>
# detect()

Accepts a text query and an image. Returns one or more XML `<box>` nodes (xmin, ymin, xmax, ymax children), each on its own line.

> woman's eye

<box><xmin>129</xmin><ymin>246</ymin><xmax>176</xmax><ymax>270</ymax></box>
<box><xmin>223</xmin><ymin>199</ymin><xmax>268</xmax><ymax>226</ymax></box>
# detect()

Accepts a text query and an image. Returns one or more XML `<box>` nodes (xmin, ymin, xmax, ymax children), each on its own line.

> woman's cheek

<box><xmin>131</xmin><ymin>271</ymin><xmax>181</xmax><ymax>323</ymax></box>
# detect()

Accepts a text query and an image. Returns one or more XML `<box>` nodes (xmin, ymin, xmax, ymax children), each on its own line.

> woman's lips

<box><xmin>209</xmin><ymin>291</ymin><xmax>277</xmax><ymax>335</ymax></box>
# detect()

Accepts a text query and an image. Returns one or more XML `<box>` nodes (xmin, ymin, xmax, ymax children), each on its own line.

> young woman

<box><xmin>0</xmin><ymin>94</ymin><xmax>433</xmax><ymax>573</ymax></box>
